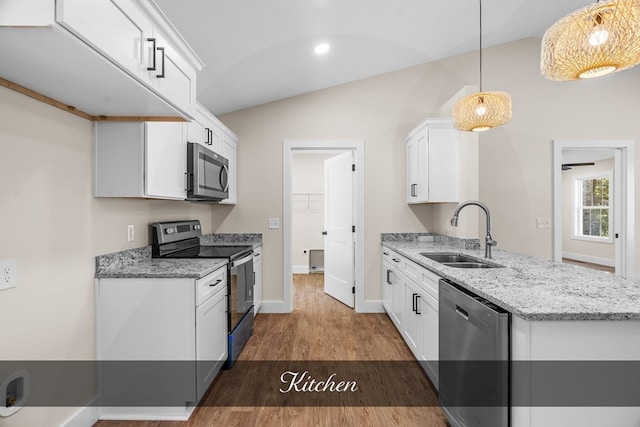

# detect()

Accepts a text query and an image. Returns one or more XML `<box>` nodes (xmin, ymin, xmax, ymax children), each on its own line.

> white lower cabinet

<box><xmin>96</xmin><ymin>266</ymin><xmax>227</xmax><ymax>420</ymax></box>
<box><xmin>253</xmin><ymin>246</ymin><xmax>263</xmax><ymax>314</ymax></box>
<box><xmin>381</xmin><ymin>245</ymin><xmax>439</xmax><ymax>388</ymax></box>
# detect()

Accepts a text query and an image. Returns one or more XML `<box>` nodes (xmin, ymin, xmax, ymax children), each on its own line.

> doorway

<box><xmin>283</xmin><ymin>140</ymin><xmax>365</xmax><ymax>313</ymax></box>
<box><xmin>552</xmin><ymin>140</ymin><xmax>635</xmax><ymax>277</ymax></box>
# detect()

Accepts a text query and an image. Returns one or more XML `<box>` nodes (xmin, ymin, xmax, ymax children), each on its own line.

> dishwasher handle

<box><xmin>455</xmin><ymin>305</ymin><xmax>469</xmax><ymax>320</ymax></box>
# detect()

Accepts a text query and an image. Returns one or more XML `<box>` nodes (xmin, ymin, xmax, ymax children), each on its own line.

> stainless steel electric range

<box><xmin>151</xmin><ymin>220</ymin><xmax>254</xmax><ymax>368</ymax></box>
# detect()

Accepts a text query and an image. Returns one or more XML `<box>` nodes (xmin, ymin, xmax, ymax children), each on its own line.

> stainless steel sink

<box><xmin>442</xmin><ymin>262</ymin><xmax>495</xmax><ymax>269</ymax></box>
<box><xmin>420</xmin><ymin>252</ymin><xmax>502</xmax><ymax>269</ymax></box>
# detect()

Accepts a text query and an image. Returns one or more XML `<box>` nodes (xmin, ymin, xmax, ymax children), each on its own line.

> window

<box><xmin>573</xmin><ymin>173</ymin><xmax>612</xmax><ymax>242</ymax></box>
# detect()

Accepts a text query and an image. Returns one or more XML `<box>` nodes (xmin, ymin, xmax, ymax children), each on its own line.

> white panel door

<box><xmin>323</xmin><ymin>151</ymin><xmax>355</xmax><ymax>308</ymax></box>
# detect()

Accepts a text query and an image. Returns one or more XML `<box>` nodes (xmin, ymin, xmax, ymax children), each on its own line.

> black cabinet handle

<box><xmin>392</xmin><ymin>258</ymin><xmax>400</xmax><ymax>263</ymax></box>
<box><xmin>205</xmin><ymin>127</ymin><xmax>210</xmax><ymax>145</ymax></box>
<box><xmin>383</xmin><ymin>252</ymin><xmax>389</xmax><ymax>256</ymax></box>
<box><xmin>253</xmin><ymin>272</ymin><xmax>256</xmax><ymax>286</ymax></box>
<box><xmin>209</xmin><ymin>279</ymin><xmax>223</xmax><ymax>287</ymax></box>
<box><xmin>411</xmin><ymin>183</ymin><xmax>417</xmax><ymax>197</ymax></box>
<box><xmin>386</xmin><ymin>269</ymin><xmax>392</xmax><ymax>284</ymax></box>
<box><xmin>415</xmin><ymin>295</ymin><xmax>421</xmax><ymax>315</ymax></box>
<box><xmin>322</xmin><ymin>231</ymin><xmax>327</xmax><ymax>235</ymax></box>
<box><xmin>156</xmin><ymin>46</ymin><xmax>165</xmax><ymax>78</ymax></box>
<box><xmin>146</xmin><ymin>38</ymin><xmax>156</xmax><ymax>71</ymax></box>
<box><xmin>412</xmin><ymin>293</ymin><xmax>417</xmax><ymax>312</ymax></box>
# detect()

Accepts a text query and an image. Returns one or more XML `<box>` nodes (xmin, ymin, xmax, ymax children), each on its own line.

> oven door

<box><xmin>187</xmin><ymin>142</ymin><xmax>229</xmax><ymax>201</ymax></box>
<box><xmin>229</xmin><ymin>253</ymin><xmax>254</xmax><ymax>331</ymax></box>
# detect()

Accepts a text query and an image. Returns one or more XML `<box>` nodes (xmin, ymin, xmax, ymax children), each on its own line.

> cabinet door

<box><xmin>56</xmin><ymin>0</ymin><xmax>152</xmax><ymax>82</ymax></box>
<box><xmin>253</xmin><ymin>246</ymin><xmax>262</xmax><ymax>314</ymax></box>
<box><xmin>403</xmin><ymin>279</ymin><xmax>422</xmax><ymax>358</ymax></box>
<box><xmin>381</xmin><ymin>260</ymin><xmax>394</xmax><ymax>315</ymax></box>
<box><xmin>420</xmin><ymin>292</ymin><xmax>439</xmax><ymax>389</ymax></box>
<box><xmin>217</xmin><ymin>135</ymin><xmax>237</xmax><ymax>205</ymax></box>
<box><xmin>145</xmin><ymin>122</ymin><xmax>186</xmax><ymax>199</ymax></box>
<box><xmin>406</xmin><ymin>135</ymin><xmax>420</xmax><ymax>203</ymax></box>
<box><xmin>195</xmin><ymin>287</ymin><xmax>227</xmax><ymax>400</ymax></box>
<box><xmin>149</xmin><ymin>33</ymin><xmax>197</xmax><ymax>117</ymax></box>
<box><xmin>427</xmin><ymin>127</ymin><xmax>459</xmax><ymax>202</ymax></box>
<box><xmin>187</xmin><ymin>120</ymin><xmax>206</xmax><ymax>146</ymax></box>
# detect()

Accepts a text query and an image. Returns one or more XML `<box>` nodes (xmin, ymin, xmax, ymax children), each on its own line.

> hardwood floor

<box><xmin>94</xmin><ymin>274</ymin><xmax>448</xmax><ymax>427</ymax></box>
<box><xmin>562</xmin><ymin>258</ymin><xmax>615</xmax><ymax>273</ymax></box>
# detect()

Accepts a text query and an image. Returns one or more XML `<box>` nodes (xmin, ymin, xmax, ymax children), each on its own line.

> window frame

<box><xmin>572</xmin><ymin>171</ymin><xmax>613</xmax><ymax>243</ymax></box>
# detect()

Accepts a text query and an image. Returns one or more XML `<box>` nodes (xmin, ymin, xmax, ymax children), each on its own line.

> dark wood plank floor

<box><xmin>562</xmin><ymin>257</ymin><xmax>615</xmax><ymax>273</ymax></box>
<box><xmin>94</xmin><ymin>274</ymin><xmax>448</xmax><ymax>427</ymax></box>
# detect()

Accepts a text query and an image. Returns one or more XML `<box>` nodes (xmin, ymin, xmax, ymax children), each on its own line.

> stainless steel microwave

<box><xmin>186</xmin><ymin>142</ymin><xmax>229</xmax><ymax>201</ymax></box>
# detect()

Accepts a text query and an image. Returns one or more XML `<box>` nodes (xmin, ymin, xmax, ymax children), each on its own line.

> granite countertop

<box><xmin>95</xmin><ymin>233</ymin><xmax>262</xmax><ymax>279</ymax></box>
<box><xmin>96</xmin><ymin>258</ymin><xmax>228</xmax><ymax>279</ymax></box>
<box><xmin>382</xmin><ymin>239</ymin><xmax>640</xmax><ymax>321</ymax></box>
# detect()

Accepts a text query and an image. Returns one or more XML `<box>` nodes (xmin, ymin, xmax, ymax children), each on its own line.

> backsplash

<box><xmin>381</xmin><ymin>232</ymin><xmax>480</xmax><ymax>250</ymax></box>
<box><xmin>95</xmin><ymin>246</ymin><xmax>151</xmax><ymax>276</ymax></box>
<box><xmin>200</xmin><ymin>233</ymin><xmax>263</xmax><ymax>245</ymax></box>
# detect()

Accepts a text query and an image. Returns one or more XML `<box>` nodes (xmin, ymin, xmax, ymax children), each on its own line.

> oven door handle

<box><xmin>231</xmin><ymin>253</ymin><xmax>254</xmax><ymax>267</ymax></box>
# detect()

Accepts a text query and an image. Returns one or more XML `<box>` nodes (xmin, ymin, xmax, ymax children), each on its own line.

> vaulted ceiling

<box><xmin>155</xmin><ymin>0</ymin><xmax>589</xmax><ymax>115</ymax></box>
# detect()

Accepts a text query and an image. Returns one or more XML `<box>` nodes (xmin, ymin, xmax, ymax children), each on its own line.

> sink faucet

<box><xmin>450</xmin><ymin>200</ymin><xmax>497</xmax><ymax>259</ymax></box>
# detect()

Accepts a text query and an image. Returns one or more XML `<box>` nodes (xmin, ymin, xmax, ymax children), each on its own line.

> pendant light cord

<box><xmin>479</xmin><ymin>0</ymin><xmax>483</xmax><ymax>92</ymax></box>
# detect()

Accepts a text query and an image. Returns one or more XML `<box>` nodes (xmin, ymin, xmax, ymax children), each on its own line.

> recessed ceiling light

<box><xmin>314</xmin><ymin>43</ymin><xmax>330</xmax><ymax>55</ymax></box>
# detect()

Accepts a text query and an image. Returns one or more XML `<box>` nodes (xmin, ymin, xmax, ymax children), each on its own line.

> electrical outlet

<box><xmin>536</xmin><ymin>218</ymin><xmax>552</xmax><ymax>229</ymax></box>
<box><xmin>0</xmin><ymin>259</ymin><xmax>17</xmax><ymax>291</ymax></box>
<box><xmin>268</xmin><ymin>218</ymin><xmax>280</xmax><ymax>229</ymax></box>
<box><xmin>127</xmin><ymin>225</ymin><xmax>135</xmax><ymax>242</ymax></box>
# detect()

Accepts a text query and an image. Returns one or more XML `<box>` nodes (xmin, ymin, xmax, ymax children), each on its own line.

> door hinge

<box><xmin>352</xmin><ymin>164</ymin><xmax>355</xmax><ymax>172</ymax></box>
<box><xmin>352</xmin><ymin>225</ymin><xmax>355</xmax><ymax>233</ymax></box>
<box><xmin>352</xmin><ymin>286</ymin><xmax>355</xmax><ymax>294</ymax></box>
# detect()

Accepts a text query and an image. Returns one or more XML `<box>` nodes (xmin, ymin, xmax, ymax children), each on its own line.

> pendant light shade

<box><xmin>541</xmin><ymin>0</ymin><xmax>640</xmax><ymax>81</ymax></box>
<box><xmin>453</xmin><ymin>92</ymin><xmax>512</xmax><ymax>132</ymax></box>
<box><xmin>453</xmin><ymin>0</ymin><xmax>512</xmax><ymax>132</ymax></box>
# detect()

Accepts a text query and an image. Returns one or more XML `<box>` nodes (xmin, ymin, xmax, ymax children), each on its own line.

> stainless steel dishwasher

<box><xmin>439</xmin><ymin>278</ymin><xmax>510</xmax><ymax>427</ymax></box>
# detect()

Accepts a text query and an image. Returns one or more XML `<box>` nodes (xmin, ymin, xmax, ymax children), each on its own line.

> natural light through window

<box><xmin>573</xmin><ymin>173</ymin><xmax>613</xmax><ymax>242</ymax></box>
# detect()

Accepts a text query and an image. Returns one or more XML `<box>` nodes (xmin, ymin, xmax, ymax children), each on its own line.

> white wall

<box><xmin>562</xmin><ymin>158</ymin><xmax>615</xmax><ymax>264</ymax></box>
<box><xmin>0</xmin><ymin>86</ymin><xmax>216</xmax><ymax>427</ymax></box>
<box><xmin>291</xmin><ymin>152</ymin><xmax>334</xmax><ymax>272</ymax></box>
<box><xmin>219</xmin><ymin>37</ymin><xmax>640</xmax><ymax>307</ymax></box>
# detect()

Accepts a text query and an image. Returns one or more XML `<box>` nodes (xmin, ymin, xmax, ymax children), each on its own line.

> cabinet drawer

<box><xmin>196</xmin><ymin>267</ymin><xmax>227</xmax><ymax>306</ymax></box>
<box><xmin>420</xmin><ymin>268</ymin><xmax>440</xmax><ymax>298</ymax></box>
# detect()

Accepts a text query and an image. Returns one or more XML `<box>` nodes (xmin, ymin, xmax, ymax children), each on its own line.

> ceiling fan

<box><xmin>561</xmin><ymin>162</ymin><xmax>595</xmax><ymax>170</ymax></box>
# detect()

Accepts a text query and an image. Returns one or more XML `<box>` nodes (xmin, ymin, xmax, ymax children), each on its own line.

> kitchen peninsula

<box><xmin>382</xmin><ymin>233</ymin><xmax>640</xmax><ymax>427</ymax></box>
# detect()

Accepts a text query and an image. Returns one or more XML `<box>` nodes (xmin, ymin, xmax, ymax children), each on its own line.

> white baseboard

<box><xmin>292</xmin><ymin>265</ymin><xmax>309</xmax><ymax>274</ymax></box>
<box><xmin>562</xmin><ymin>252</ymin><xmax>615</xmax><ymax>267</ymax></box>
<box><xmin>259</xmin><ymin>300</ymin><xmax>292</xmax><ymax>313</ymax></box>
<box><xmin>62</xmin><ymin>405</ymin><xmax>99</xmax><ymax>427</ymax></box>
<box><xmin>357</xmin><ymin>300</ymin><xmax>384</xmax><ymax>313</ymax></box>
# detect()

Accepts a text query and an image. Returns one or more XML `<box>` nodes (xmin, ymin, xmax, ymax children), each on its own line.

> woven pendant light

<box><xmin>453</xmin><ymin>0</ymin><xmax>512</xmax><ymax>132</ymax></box>
<box><xmin>541</xmin><ymin>0</ymin><xmax>640</xmax><ymax>81</ymax></box>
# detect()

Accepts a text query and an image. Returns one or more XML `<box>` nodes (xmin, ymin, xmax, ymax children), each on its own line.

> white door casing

<box><xmin>323</xmin><ymin>151</ymin><xmax>355</xmax><ymax>308</ymax></box>
<box><xmin>280</xmin><ymin>139</ymin><xmax>369</xmax><ymax>314</ymax></box>
<box><xmin>552</xmin><ymin>140</ymin><xmax>635</xmax><ymax>278</ymax></box>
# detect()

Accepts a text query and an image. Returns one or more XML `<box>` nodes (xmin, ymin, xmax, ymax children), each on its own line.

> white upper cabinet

<box><xmin>406</xmin><ymin>119</ymin><xmax>459</xmax><ymax>203</ymax></box>
<box><xmin>95</xmin><ymin>121</ymin><xmax>186</xmax><ymax>200</ymax></box>
<box><xmin>0</xmin><ymin>0</ymin><xmax>202</xmax><ymax>119</ymax></box>
<box><xmin>188</xmin><ymin>103</ymin><xmax>238</xmax><ymax>205</ymax></box>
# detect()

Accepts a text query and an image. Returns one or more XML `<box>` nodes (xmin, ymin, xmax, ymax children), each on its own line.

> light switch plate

<box><xmin>268</xmin><ymin>218</ymin><xmax>280</xmax><ymax>229</ymax></box>
<box><xmin>127</xmin><ymin>225</ymin><xmax>135</xmax><ymax>242</ymax></box>
<box><xmin>536</xmin><ymin>218</ymin><xmax>552</xmax><ymax>229</ymax></box>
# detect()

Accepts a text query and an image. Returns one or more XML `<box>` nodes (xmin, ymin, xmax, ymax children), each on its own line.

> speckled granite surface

<box><xmin>382</xmin><ymin>233</ymin><xmax>480</xmax><ymax>249</ymax></box>
<box><xmin>200</xmin><ymin>233</ymin><xmax>262</xmax><ymax>247</ymax></box>
<box><xmin>382</xmin><ymin>240</ymin><xmax>640</xmax><ymax>321</ymax></box>
<box><xmin>96</xmin><ymin>258</ymin><xmax>228</xmax><ymax>279</ymax></box>
<box><xmin>95</xmin><ymin>233</ymin><xmax>261</xmax><ymax>279</ymax></box>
